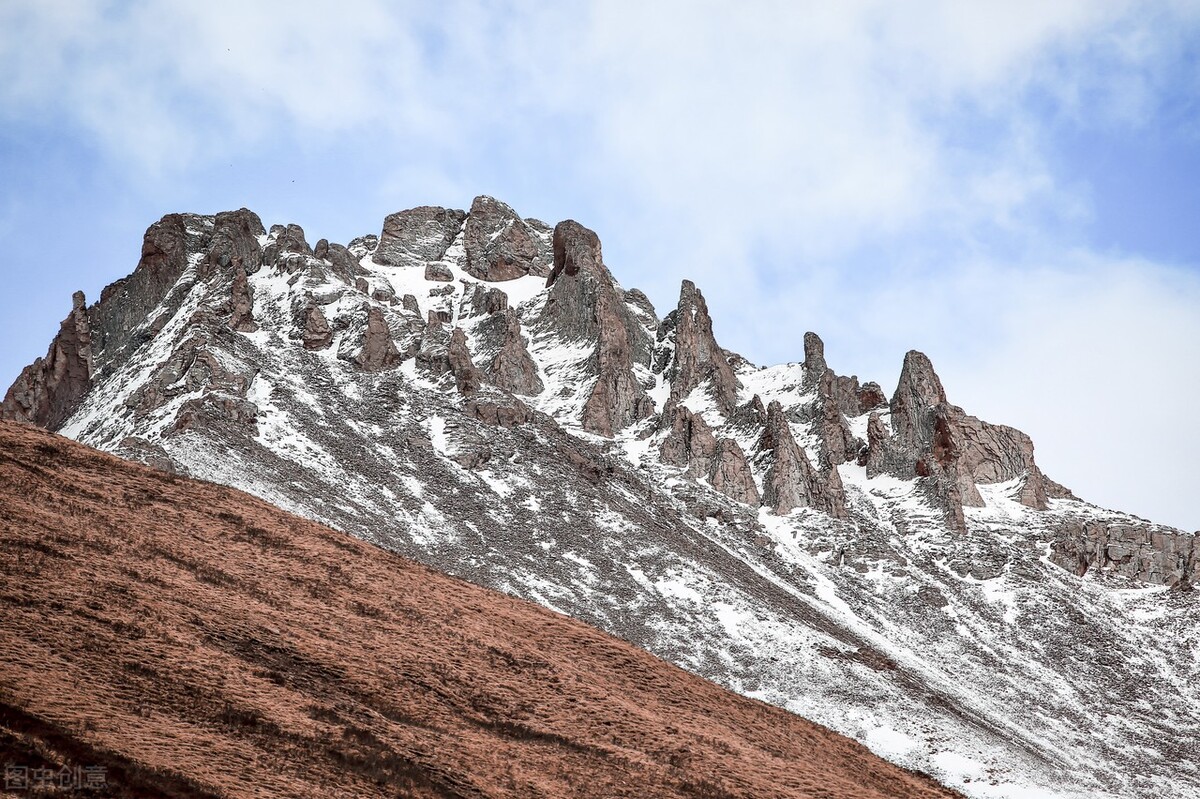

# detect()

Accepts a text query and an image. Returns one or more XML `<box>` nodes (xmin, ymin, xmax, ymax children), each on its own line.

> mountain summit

<box><xmin>6</xmin><ymin>198</ymin><xmax>1198</xmax><ymax>797</ymax></box>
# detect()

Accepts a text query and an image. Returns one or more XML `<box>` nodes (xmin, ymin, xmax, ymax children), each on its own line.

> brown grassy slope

<box><xmin>0</xmin><ymin>421</ymin><xmax>960</xmax><ymax>799</ymax></box>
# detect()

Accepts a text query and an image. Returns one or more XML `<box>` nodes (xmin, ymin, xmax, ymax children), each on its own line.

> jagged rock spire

<box><xmin>542</xmin><ymin>220</ymin><xmax>653</xmax><ymax>437</ymax></box>
<box><xmin>758</xmin><ymin>400</ymin><xmax>846</xmax><ymax>518</ymax></box>
<box><xmin>352</xmin><ymin>306</ymin><xmax>402</xmax><ymax>372</ymax></box>
<box><xmin>462</xmin><ymin>196</ymin><xmax>550</xmax><ymax>281</ymax></box>
<box><xmin>860</xmin><ymin>349</ymin><xmax>1070</xmax><ymax>531</ymax></box>
<box><xmin>205</xmin><ymin>209</ymin><xmax>265</xmax><ymax>278</ymax></box>
<box><xmin>1</xmin><ymin>291</ymin><xmax>93</xmax><ymax>429</ymax></box>
<box><xmin>665</xmin><ymin>280</ymin><xmax>739</xmax><ymax>416</ymax></box>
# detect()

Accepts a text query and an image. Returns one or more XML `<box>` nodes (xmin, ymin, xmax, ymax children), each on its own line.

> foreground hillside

<box><xmin>0</xmin><ymin>421</ymin><xmax>959</xmax><ymax>799</ymax></box>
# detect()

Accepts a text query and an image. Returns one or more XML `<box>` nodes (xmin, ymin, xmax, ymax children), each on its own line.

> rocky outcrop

<box><xmin>352</xmin><ymin>306</ymin><xmax>401</xmax><ymax>372</ymax></box>
<box><xmin>464</xmin><ymin>394</ymin><xmax>536</xmax><ymax>427</ymax></box>
<box><xmin>659</xmin><ymin>406</ymin><xmax>764</xmax><ymax>505</ymax></box>
<box><xmin>448</xmin><ymin>328</ymin><xmax>483</xmax><ymax>395</ymax></box>
<box><xmin>660</xmin><ymin>405</ymin><xmax>719</xmax><ymax>478</ymax></box>
<box><xmin>462</xmin><ymin>196</ymin><xmax>549</xmax><ymax>281</ymax></box>
<box><xmin>1</xmin><ymin>292</ymin><xmax>93</xmax><ymax>429</ymax></box>
<box><xmin>814</xmin><ymin>368</ymin><xmax>857</xmax><ymax>466</ymax></box>
<box><xmin>758</xmin><ymin>400</ymin><xmax>846</xmax><ymax>518</ymax></box>
<box><xmin>580</xmin><ymin>281</ymin><xmax>655</xmax><ymax>436</ymax></box>
<box><xmin>416</xmin><ymin>318</ymin><xmax>452</xmax><ymax>376</ymax></box>
<box><xmin>542</xmin><ymin>221</ymin><xmax>653</xmax><ymax>436</ymax></box>
<box><xmin>1050</xmin><ymin>520</ymin><xmax>1199</xmax><ymax>589</ymax></box>
<box><xmin>299</xmin><ymin>302</ymin><xmax>333</xmax><ymax>350</ymax></box>
<box><xmin>856</xmin><ymin>382</ymin><xmax>888</xmax><ymax>414</ymax></box>
<box><xmin>88</xmin><ymin>213</ymin><xmax>207</xmax><ymax>364</ymax></box>
<box><xmin>205</xmin><ymin>208</ymin><xmax>265</xmax><ymax>278</ymax></box>
<box><xmin>798</xmin><ymin>333</ymin><xmax>857</xmax><ymax>466</ymax></box>
<box><xmin>802</xmin><ymin>331</ymin><xmax>827</xmax><ymax>390</ymax></box>
<box><xmin>859</xmin><ymin>350</ymin><xmax>1069</xmax><ymax>531</ymax></box>
<box><xmin>461</xmin><ymin>283</ymin><xmax>509</xmax><ymax>318</ymax></box>
<box><xmin>373</xmin><ymin>206</ymin><xmax>466</xmax><ymax>266</ymax></box>
<box><xmin>485</xmin><ymin>310</ymin><xmax>543</xmax><ymax>396</ymax></box>
<box><xmin>663</xmin><ymin>280</ymin><xmax>739</xmax><ymax>417</ymax></box>
<box><xmin>710</xmin><ymin>438</ymin><xmax>760</xmax><ymax>505</ymax></box>
<box><xmin>229</xmin><ymin>263</ymin><xmax>258</xmax><ymax>333</ymax></box>
<box><xmin>264</xmin><ymin>223</ymin><xmax>312</xmax><ymax>269</ymax></box>
<box><xmin>315</xmin><ymin>238</ymin><xmax>368</xmax><ymax>285</ymax></box>
<box><xmin>126</xmin><ymin>334</ymin><xmax>253</xmax><ymax>418</ymax></box>
<box><xmin>425</xmin><ymin>262</ymin><xmax>453</xmax><ymax>282</ymax></box>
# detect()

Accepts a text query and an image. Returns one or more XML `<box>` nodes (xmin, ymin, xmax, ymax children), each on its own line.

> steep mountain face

<box><xmin>6</xmin><ymin>199</ymin><xmax>1199</xmax><ymax>798</ymax></box>
<box><xmin>0</xmin><ymin>421</ymin><xmax>961</xmax><ymax>799</ymax></box>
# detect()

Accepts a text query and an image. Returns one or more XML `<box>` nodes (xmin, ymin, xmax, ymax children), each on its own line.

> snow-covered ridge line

<box><xmin>4</xmin><ymin>197</ymin><xmax>1198</xmax><ymax>799</ymax></box>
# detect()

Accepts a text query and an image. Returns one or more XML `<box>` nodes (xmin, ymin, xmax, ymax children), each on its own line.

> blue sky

<box><xmin>1</xmin><ymin>1</ymin><xmax>1198</xmax><ymax>530</ymax></box>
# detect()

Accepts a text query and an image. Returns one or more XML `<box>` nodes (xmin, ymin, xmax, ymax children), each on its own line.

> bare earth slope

<box><xmin>0</xmin><ymin>420</ymin><xmax>960</xmax><ymax>799</ymax></box>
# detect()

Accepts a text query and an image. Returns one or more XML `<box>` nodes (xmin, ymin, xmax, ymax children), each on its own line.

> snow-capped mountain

<box><xmin>6</xmin><ymin>198</ymin><xmax>1198</xmax><ymax>798</ymax></box>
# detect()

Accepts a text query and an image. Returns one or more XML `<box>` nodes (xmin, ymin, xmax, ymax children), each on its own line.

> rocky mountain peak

<box><xmin>891</xmin><ymin>350</ymin><xmax>948</xmax><ymax>426</ymax></box>
<box><xmin>802</xmin><ymin>330</ymin><xmax>827</xmax><ymax>386</ymax></box>
<box><xmin>664</xmin><ymin>280</ymin><xmax>740</xmax><ymax>417</ymax></box>
<box><xmin>5</xmin><ymin>197</ymin><xmax>1199</xmax><ymax>798</ymax></box>
<box><xmin>1</xmin><ymin>291</ymin><xmax>93</xmax><ymax>429</ymax></box>
<box><xmin>462</xmin><ymin>195</ymin><xmax>550</xmax><ymax>281</ymax></box>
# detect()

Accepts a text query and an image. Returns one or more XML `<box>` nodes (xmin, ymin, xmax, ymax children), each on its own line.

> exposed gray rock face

<box><xmin>710</xmin><ymin>438</ymin><xmax>759</xmax><ymax>505</ymax></box>
<box><xmin>347</xmin><ymin>234</ymin><xmax>378</xmax><ymax>258</ymax></box>
<box><xmin>461</xmin><ymin>283</ymin><xmax>509</xmax><ymax>318</ymax></box>
<box><xmin>758</xmin><ymin>400</ymin><xmax>846</xmax><ymax>517</ymax></box>
<box><xmin>89</xmin><ymin>213</ymin><xmax>208</xmax><ymax>366</ymax></box>
<box><xmin>580</xmin><ymin>284</ymin><xmax>655</xmax><ymax>436</ymax></box>
<box><xmin>542</xmin><ymin>220</ymin><xmax>653</xmax><ymax>437</ymax></box>
<box><xmin>204</xmin><ymin>208</ymin><xmax>265</xmax><ymax>277</ymax></box>
<box><xmin>485</xmin><ymin>310</ymin><xmax>543</xmax><ymax>396</ymax></box>
<box><xmin>315</xmin><ymin>239</ymin><xmax>368</xmax><ymax>285</ymax></box>
<box><xmin>660</xmin><ymin>405</ymin><xmax>719</xmax><ymax>478</ymax></box>
<box><xmin>229</xmin><ymin>263</ymin><xmax>258</xmax><ymax>333</ymax></box>
<box><xmin>126</xmin><ymin>333</ymin><xmax>254</xmax><ymax>425</ymax></box>
<box><xmin>1050</xmin><ymin>520</ymin><xmax>1199</xmax><ymax>589</ymax></box>
<box><xmin>802</xmin><ymin>331</ymin><xmax>828</xmax><ymax>390</ymax></box>
<box><xmin>1</xmin><ymin>292</ymin><xmax>93</xmax><ymax>428</ymax></box>
<box><xmin>352</xmin><ymin>305</ymin><xmax>401</xmax><ymax>372</ymax></box>
<box><xmin>462</xmin><ymin>195</ymin><xmax>550</xmax><ymax>281</ymax></box>
<box><xmin>264</xmin><ymin>223</ymin><xmax>312</xmax><ymax>269</ymax></box>
<box><xmin>425</xmin><ymin>262</ymin><xmax>453</xmax><ymax>282</ymax></box>
<box><xmin>299</xmin><ymin>302</ymin><xmax>333</xmax><ymax>351</ymax></box>
<box><xmin>859</xmin><ymin>350</ymin><xmax>1070</xmax><ymax>531</ymax></box>
<box><xmin>373</xmin><ymin>206</ymin><xmax>466</xmax><ymax>266</ymax></box>
<box><xmin>448</xmin><ymin>328</ymin><xmax>483</xmax><ymax>395</ymax></box>
<box><xmin>814</xmin><ymin>368</ymin><xmax>857</xmax><ymax>467</ymax></box>
<box><xmin>664</xmin><ymin>280</ymin><xmax>739</xmax><ymax>417</ymax></box>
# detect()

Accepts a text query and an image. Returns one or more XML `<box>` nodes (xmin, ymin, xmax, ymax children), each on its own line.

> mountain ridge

<box><xmin>5</xmin><ymin>198</ymin><xmax>1198</xmax><ymax>797</ymax></box>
